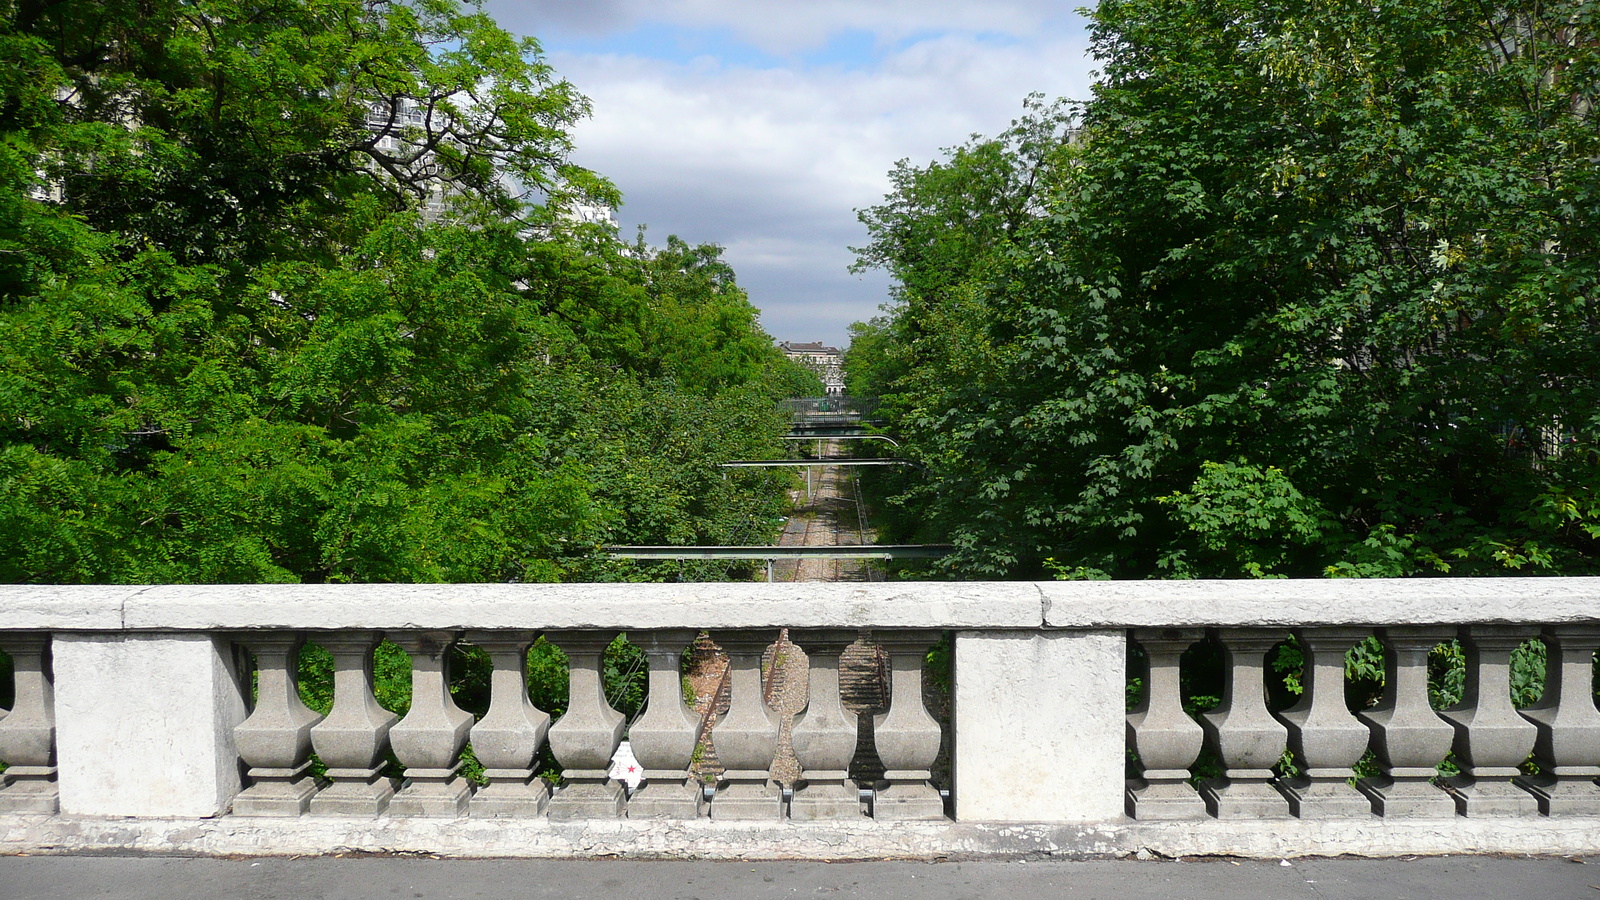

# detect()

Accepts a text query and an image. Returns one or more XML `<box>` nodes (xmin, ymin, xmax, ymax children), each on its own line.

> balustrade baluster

<box><xmin>1439</xmin><ymin>625</ymin><xmax>1540</xmax><ymax>816</ymax></box>
<box><xmin>388</xmin><ymin>632</ymin><xmax>475</xmax><ymax>817</ymax></box>
<box><xmin>789</xmin><ymin>629</ymin><xmax>863</xmax><ymax>820</ymax></box>
<box><xmin>1274</xmin><ymin>627</ymin><xmax>1373</xmax><ymax>817</ymax></box>
<box><xmin>465</xmin><ymin>631</ymin><xmax>551</xmax><ymax>817</ymax></box>
<box><xmin>0</xmin><ymin>634</ymin><xmax>57</xmax><ymax>813</ymax></box>
<box><xmin>545</xmin><ymin>631</ymin><xmax>627</xmax><ymax>819</ymax></box>
<box><xmin>307</xmin><ymin>632</ymin><xmax>399</xmax><ymax>816</ymax></box>
<box><xmin>232</xmin><ymin>633</ymin><xmax>322</xmax><ymax>816</ymax></box>
<box><xmin>1197</xmin><ymin>628</ymin><xmax>1291</xmax><ymax>818</ymax></box>
<box><xmin>709</xmin><ymin>630</ymin><xmax>782</xmax><ymax>819</ymax></box>
<box><xmin>1356</xmin><ymin>626</ymin><xmax>1457</xmax><ymax>817</ymax></box>
<box><xmin>627</xmin><ymin>629</ymin><xmax>703</xmax><ymax>819</ymax></box>
<box><xmin>872</xmin><ymin>630</ymin><xmax>946</xmax><ymax>820</ymax></box>
<box><xmin>1516</xmin><ymin>625</ymin><xmax>1600</xmax><ymax>815</ymax></box>
<box><xmin>1126</xmin><ymin>628</ymin><xmax>1206</xmax><ymax>820</ymax></box>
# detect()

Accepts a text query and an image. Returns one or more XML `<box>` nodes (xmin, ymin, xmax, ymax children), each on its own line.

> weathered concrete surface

<box><xmin>9</xmin><ymin>813</ymin><xmax>1600</xmax><ymax>860</ymax></box>
<box><xmin>131</xmin><ymin>583</ymin><xmax>1045</xmax><ymax>631</ymax></box>
<box><xmin>953</xmin><ymin>630</ymin><xmax>1125</xmax><ymax>823</ymax></box>
<box><xmin>1042</xmin><ymin>577</ymin><xmax>1600</xmax><ymax>627</ymax></box>
<box><xmin>52</xmin><ymin>634</ymin><xmax>247</xmax><ymax>817</ymax></box>
<box><xmin>2</xmin><ymin>855</ymin><xmax>1596</xmax><ymax>900</ymax></box>
<box><xmin>0</xmin><ymin>583</ymin><xmax>1045</xmax><ymax>632</ymax></box>
<box><xmin>0</xmin><ymin>585</ymin><xmax>133</xmax><ymax>631</ymax></box>
<box><xmin>10</xmin><ymin>578</ymin><xmax>1600</xmax><ymax>633</ymax></box>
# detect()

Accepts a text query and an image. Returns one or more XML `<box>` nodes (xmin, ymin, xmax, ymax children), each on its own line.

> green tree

<box><xmin>851</xmin><ymin>0</ymin><xmax>1600</xmax><ymax>580</ymax></box>
<box><xmin>0</xmin><ymin>0</ymin><xmax>804</xmax><ymax>584</ymax></box>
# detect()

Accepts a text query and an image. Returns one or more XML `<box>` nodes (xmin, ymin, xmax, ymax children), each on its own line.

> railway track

<box><xmin>683</xmin><ymin>438</ymin><xmax>891</xmax><ymax>786</ymax></box>
<box><xmin>775</xmin><ymin>439</ymin><xmax>878</xmax><ymax>582</ymax></box>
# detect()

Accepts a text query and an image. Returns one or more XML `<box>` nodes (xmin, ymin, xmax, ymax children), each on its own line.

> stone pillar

<box><xmin>789</xmin><ymin>629</ymin><xmax>863</xmax><ymax>820</ymax></box>
<box><xmin>232</xmin><ymin>633</ymin><xmax>323</xmax><ymax>816</ymax></box>
<box><xmin>709</xmin><ymin>629</ymin><xmax>782</xmax><ymax>819</ymax></box>
<box><xmin>545</xmin><ymin>631</ymin><xmax>626</xmax><ymax>819</ymax></box>
<box><xmin>1516</xmin><ymin>625</ymin><xmax>1600</xmax><ymax>815</ymax></box>
<box><xmin>626</xmin><ymin>629</ymin><xmax>702</xmax><ymax>819</ymax></box>
<box><xmin>308</xmin><ymin>632</ymin><xmax>399</xmax><ymax>816</ymax></box>
<box><xmin>1356</xmin><ymin>626</ymin><xmax>1457</xmax><ymax>817</ymax></box>
<box><xmin>873</xmin><ymin>630</ymin><xmax>946</xmax><ymax>820</ymax></box>
<box><xmin>388</xmin><ymin>631</ymin><xmax>474</xmax><ymax>817</ymax></box>
<box><xmin>1439</xmin><ymin>625</ymin><xmax>1540</xmax><ymax>816</ymax></box>
<box><xmin>0</xmin><ymin>633</ymin><xmax>57</xmax><ymax>813</ymax></box>
<box><xmin>1197</xmin><ymin>628</ymin><xmax>1292</xmax><ymax>819</ymax></box>
<box><xmin>54</xmin><ymin>633</ymin><xmax>247</xmax><ymax>817</ymax></box>
<box><xmin>953</xmin><ymin>630</ymin><xmax>1124</xmax><ymax>822</ymax></box>
<box><xmin>1273</xmin><ymin>627</ymin><xmax>1373</xmax><ymax>817</ymax></box>
<box><xmin>466</xmin><ymin>631</ymin><xmax>550</xmax><ymax>817</ymax></box>
<box><xmin>1126</xmin><ymin>628</ymin><xmax>1206</xmax><ymax>820</ymax></box>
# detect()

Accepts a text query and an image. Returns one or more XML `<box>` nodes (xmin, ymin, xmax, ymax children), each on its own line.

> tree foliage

<box><xmin>0</xmin><ymin>0</ymin><xmax>810</xmax><ymax>583</ymax></box>
<box><xmin>850</xmin><ymin>0</ymin><xmax>1600</xmax><ymax>579</ymax></box>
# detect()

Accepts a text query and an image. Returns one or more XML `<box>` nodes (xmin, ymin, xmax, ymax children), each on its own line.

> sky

<box><xmin>483</xmin><ymin>1</ymin><xmax>1099</xmax><ymax>348</ymax></box>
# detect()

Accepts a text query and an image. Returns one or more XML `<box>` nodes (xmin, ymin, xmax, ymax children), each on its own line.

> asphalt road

<box><xmin>2</xmin><ymin>855</ymin><xmax>1598</xmax><ymax>900</ymax></box>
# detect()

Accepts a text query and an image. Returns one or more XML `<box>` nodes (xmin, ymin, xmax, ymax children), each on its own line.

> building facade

<box><xmin>779</xmin><ymin>341</ymin><xmax>845</xmax><ymax>396</ymax></box>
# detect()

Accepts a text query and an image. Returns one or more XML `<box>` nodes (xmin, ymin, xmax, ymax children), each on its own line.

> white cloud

<box><xmin>482</xmin><ymin>5</ymin><xmax>1096</xmax><ymax>344</ymax></box>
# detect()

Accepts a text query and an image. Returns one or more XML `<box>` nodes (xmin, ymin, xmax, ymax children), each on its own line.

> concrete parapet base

<box><xmin>1355</xmin><ymin>777</ymin><xmax>1457</xmax><ymax>818</ymax></box>
<box><xmin>546</xmin><ymin>782</ymin><xmax>624</xmax><ymax>821</ymax></box>
<box><xmin>1198</xmin><ymin>777</ymin><xmax>1292</xmax><ymax>819</ymax></box>
<box><xmin>872</xmin><ymin>783</ymin><xmax>946</xmax><ymax>821</ymax></box>
<box><xmin>1515</xmin><ymin>774</ymin><xmax>1600</xmax><ymax>816</ymax></box>
<box><xmin>469</xmin><ymin>779</ymin><xmax>549</xmax><ymax>818</ymax></box>
<box><xmin>387</xmin><ymin>774</ymin><xmax>471</xmax><ymax>818</ymax></box>
<box><xmin>1446</xmin><ymin>775</ymin><xmax>1541</xmax><ymax>817</ymax></box>
<box><xmin>1125</xmin><ymin>780</ymin><xmax>1207</xmax><ymax>820</ymax></box>
<box><xmin>307</xmin><ymin>773</ymin><xmax>397</xmax><ymax>818</ymax></box>
<box><xmin>231</xmin><ymin>774</ymin><xmax>320</xmax><ymax>817</ymax></box>
<box><xmin>709</xmin><ymin>781</ymin><xmax>783</xmax><ymax>820</ymax></box>
<box><xmin>13</xmin><ymin>814</ymin><xmax>1600</xmax><ymax>860</ymax></box>
<box><xmin>626</xmin><ymin>781</ymin><xmax>703</xmax><ymax>820</ymax></box>
<box><xmin>0</xmin><ymin>776</ymin><xmax>58</xmax><ymax>815</ymax></box>
<box><xmin>789</xmin><ymin>782</ymin><xmax>863</xmax><ymax>821</ymax></box>
<box><xmin>1276</xmin><ymin>777</ymin><xmax>1375</xmax><ymax>819</ymax></box>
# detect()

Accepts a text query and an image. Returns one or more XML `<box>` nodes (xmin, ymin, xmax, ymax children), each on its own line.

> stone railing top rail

<box><xmin>1</xmin><ymin>577</ymin><xmax>1598</xmax><ymax>632</ymax></box>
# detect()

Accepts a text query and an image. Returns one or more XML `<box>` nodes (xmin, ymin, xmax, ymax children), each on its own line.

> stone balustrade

<box><xmin>1124</xmin><ymin>623</ymin><xmax>1597</xmax><ymax>821</ymax></box>
<box><xmin>4</xmin><ymin>579</ymin><xmax>1600</xmax><ymax>859</ymax></box>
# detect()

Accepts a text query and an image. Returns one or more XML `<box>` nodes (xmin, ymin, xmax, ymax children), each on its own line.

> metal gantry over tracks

<box><xmin>604</xmin><ymin>397</ymin><xmax>941</xmax><ymax>578</ymax></box>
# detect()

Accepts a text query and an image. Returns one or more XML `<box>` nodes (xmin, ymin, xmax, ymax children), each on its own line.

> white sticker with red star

<box><xmin>608</xmin><ymin>740</ymin><xmax>645</xmax><ymax>789</ymax></box>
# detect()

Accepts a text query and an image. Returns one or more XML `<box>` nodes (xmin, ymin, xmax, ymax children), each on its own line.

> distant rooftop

<box><xmin>779</xmin><ymin>340</ymin><xmax>840</xmax><ymax>354</ymax></box>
